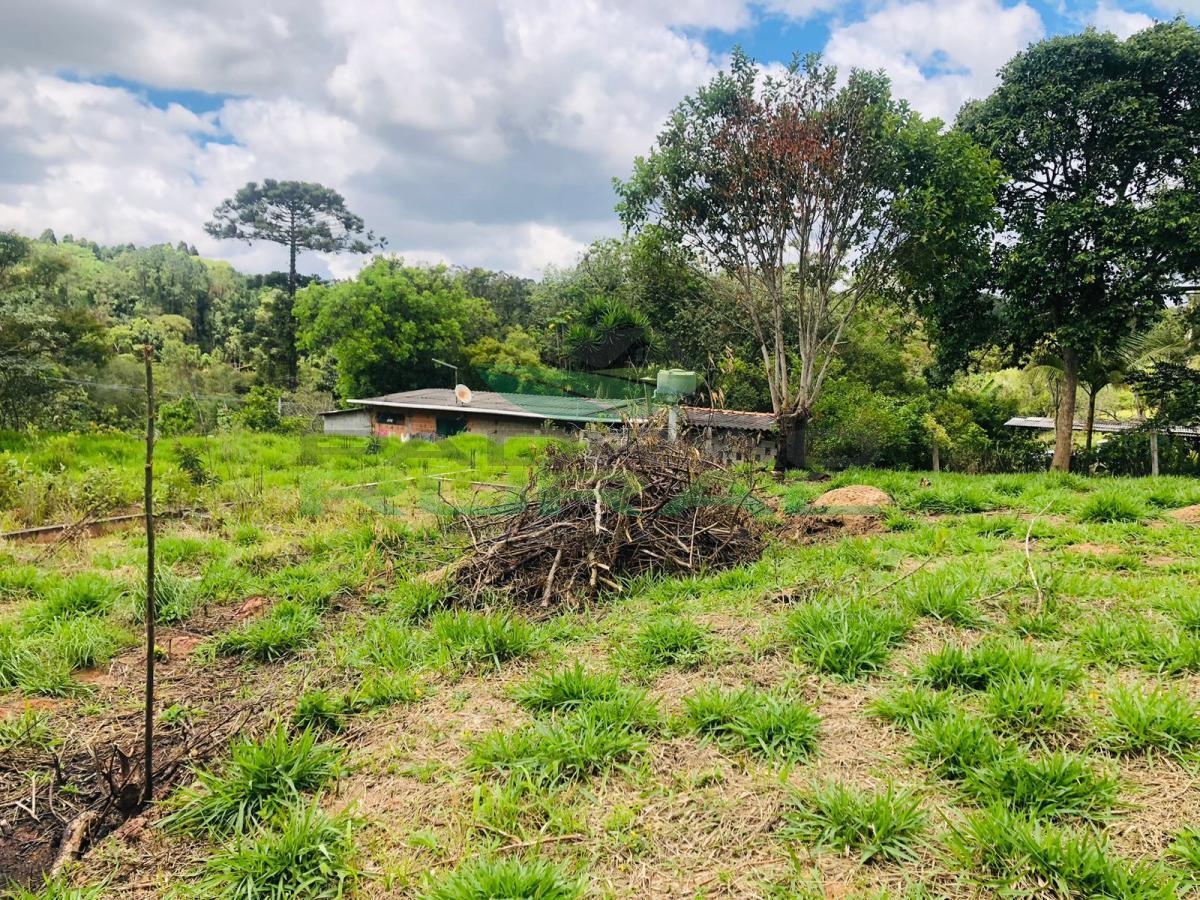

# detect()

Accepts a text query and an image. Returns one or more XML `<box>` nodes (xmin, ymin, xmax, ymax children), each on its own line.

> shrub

<box><xmin>191</xmin><ymin>801</ymin><xmax>358</xmax><ymax>900</ymax></box>
<box><xmin>422</xmin><ymin>857</ymin><xmax>583</xmax><ymax>900</ymax></box>
<box><xmin>164</xmin><ymin>726</ymin><xmax>341</xmax><ymax>835</ymax></box>
<box><xmin>684</xmin><ymin>685</ymin><xmax>820</xmax><ymax>763</ymax></box>
<box><xmin>784</xmin><ymin>599</ymin><xmax>909</xmax><ymax>681</ymax></box>
<box><xmin>782</xmin><ymin>781</ymin><xmax>927</xmax><ymax>863</ymax></box>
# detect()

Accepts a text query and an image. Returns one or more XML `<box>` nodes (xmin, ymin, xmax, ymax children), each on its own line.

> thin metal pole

<box><xmin>143</xmin><ymin>344</ymin><xmax>156</xmax><ymax>805</ymax></box>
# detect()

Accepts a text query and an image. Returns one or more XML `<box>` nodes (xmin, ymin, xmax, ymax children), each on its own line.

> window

<box><xmin>436</xmin><ymin>415</ymin><xmax>468</xmax><ymax>437</ymax></box>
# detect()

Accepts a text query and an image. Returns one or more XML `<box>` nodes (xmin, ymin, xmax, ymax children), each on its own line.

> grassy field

<box><xmin>2</xmin><ymin>432</ymin><xmax>1200</xmax><ymax>898</ymax></box>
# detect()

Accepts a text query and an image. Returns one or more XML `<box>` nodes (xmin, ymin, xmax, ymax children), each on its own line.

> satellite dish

<box><xmin>454</xmin><ymin>384</ymin><xmax>473</xmax><ymax>405</ymax></box>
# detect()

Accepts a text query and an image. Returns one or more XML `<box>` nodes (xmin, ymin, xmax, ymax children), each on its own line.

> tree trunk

<box><xmin>1051</xmin><ymin>347</ymin><xmax>1079</xmax><ymax>473</ymax></box>
<box><xmin>1149</xmin><ymin>431</ymin><xmax>1160</xmax><ymax>477</ymax></box>
<box><xmin>285</xmin><ymin>229</ymin><xmax>298</xmax><ymax>388</ymax></box>
<box><xmin>775</xmin><ymin>413</ymin><xmax>808</xmax><ymax>472</ymax></box>
<box><xmin>1084</xmin><ymin>388</ymin><xmax>1098</xmax><ymax>457</ymax></box>
<box><xmin>931</xmin><ymin>441</ymin><xmax>940</xmax><ymax>473</ymax></box>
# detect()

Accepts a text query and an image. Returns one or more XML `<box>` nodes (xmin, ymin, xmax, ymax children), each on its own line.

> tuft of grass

<box><xmin>906</xmin><ymin>483</ymin><xmax>997</xmax><ymax>514</ymax></box>
<box><xmin>344</xmin><ymin>670</ymin><xmax>421</xmax><ymax>711</ymax></box>
<box><xmin>901</xmin><ymin>574</ymin><xmax>985</xmax><ymax>628</ymax></box>
<box><xmin>907</xmin><ymin>711</ymin><xmax>1010</xmax><ymax>781</ymax></box>
<box><xmin>123</xmin><ymin>569</ymin><xmax>199</xmax><ymax>625</ymax></box>
<box><xmin>982</xmin><ymin>674</ymin><xmax>1074</xmax><ymax>740</ymax></box>
<box><xmin>0</xmin><ymin>705</ymin><xmax>59</xmax><ymax>751</ymax></box>
<box><xmin>950</xmin><ymin>806</ymin><xmax>1176</xmax><ymax>897</ymax></box>
<box><xmin>390</xmin><ymin>581</ymin><xmax>451</xmax><ymax>622</ymax></box>
<box><xmin>1170</xmin><ymin>828</ymin><xmax>1200</xmax><ymax>873</ymax></box>
<box><xmin>513</xmin><ymin>663</ymin><xmax>658</xmax><ymax>730</ymax></box>
<box><xmin>684</xmin><ymin>685</ymin><xmax>820</xmax><ymax>763</ymax></box>
<box><xmin>962</xmin><ymin>752</ymin><xmax>1118</xmax><ymax>821</ymax></box>
<box><xmin>2</xmin><ymin>878</ymin><xmax>104</xmax><ymax>899</ymax></box>
<box><xmin>782</xmin><ymin>781</ymin><xmax>927</xmax><ymax>863</ymax></box>
<box><xmin>40</xmin><ymin>616</ymin><xmax>133</xmax><ymax>671</ymax></box>
<box><xmin>869</xmin><ymin>685</ymin><xmax>955</xmax><ymax>730</ymax></box>
<box><xmin>164</xmin><ymin>725</ymin><xmax>341</xmax><ymax>835</ymax></box>
<box><xmin>1159</xmin><ymin>593</ymin><xmax>1200</xmax><ymax>633</ymax></box>
<box><xmin>422</xmin><ymin>856</ymin><xmax>584</xmax><ymax>900</ymax></box>
<box><xmin>430</xmin><ymin>610</ymin><xmax>539</xmax><ymax>669</ymax></box>
<box><xmin>190</xmin><ymin>800</ymin><xmax>358</xmax><ymax>900</ymax></box>
<box><xmin>293</xmin><ymin>691</ymin><xmax>345</xmax><ymax>734</ymax></box>
<box><xmin>783</xmin><ymin>599</ymin><xmax>909</xmax><ymax>681</ymax></box>
<box><xmin>468</xmin><ymin>703</ymin><xmax>647</xmax><ymax>786</ymax></box>
<box><xmin>1077</xmin><ymin>492</ymin><xmax>1145</xmax><ymax>524</ymax></box>
<box><xmin>616</xmin><ymin>617</ymin><xmax>713</xmax><ymax>673</ymax></box>
<box><xmin>22</xmin><ymin>573</ymin><xmax>122</xmax><ymax>632</ymax></box>
<box><xmin>1091</xmin><ymin>683</ymin><xmax>1200</xmax><ymax>757</ymax></box>
<box><xmin>915</xmin><ymin>639</ymin><xmax>1079</xmax><ymax>692</ymax></box>
<box><xmin>216</xmin><ymin>600</ymin><xmax>321</xmax><ymax>662</ymax></box>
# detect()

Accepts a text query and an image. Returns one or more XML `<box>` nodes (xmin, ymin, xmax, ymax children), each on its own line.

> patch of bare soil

<box><xmin>811</xmin><ymin>485</ymin><xmax>892</xmax><ymax>513</ymax></box>
<box><xmin>1066</xmin><ymin>542</ymin><xmax>1124</xmax><ymax>555</ymax></box>
<box><xmin>778</xmin><ymin>514</ymin><xmax>884</xmax><ymax>544</ymax></box>
<box><xmin>1168</xmin><ymin>504</ymin><xmax>1200</xmax><ymax>525</ymax></box>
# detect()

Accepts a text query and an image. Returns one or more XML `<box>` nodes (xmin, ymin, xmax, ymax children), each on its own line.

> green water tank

<box><xmin>656</xmin><ymin>368</ymin><xmax>698</xmax><ymax>397</ymax></box>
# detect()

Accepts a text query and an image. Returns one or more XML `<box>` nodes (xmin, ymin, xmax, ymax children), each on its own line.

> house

<box><xmin>319</xmin><ymin>388</ymin><xmax>777</xmax><ymax>462</ymax></box>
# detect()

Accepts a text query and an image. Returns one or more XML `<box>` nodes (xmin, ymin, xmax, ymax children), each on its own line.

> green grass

<box><xmin>429</xmin><ymin>609</ymin><xmax>539</xmax><ymax>669</ymax></box>
<box><xmin>1091</xmin><ymin>683</ymin><xmax>1200</xmax><ymax>757</ymax></box>
<box><xmin>0</xmin><ymin>706</ymin><xmax>59</xmax><ymax>751</ymax></box>
<box><xmin>21</xmin><ymin>573</ymin><xmax>123</xmax><ymax>631</ymax></box>
<box><xmin>1170</xmin><ymin>828</ymin><xmax>1200</xmax><ymax>873</ymax></box>
<box><xmin>513</xmin><ymin>662</ymin><xmax>658</xmax><ymax>730</ymax></box>
<box><xmin>1077</xmin><ymin>492</ymin><xmax>1146</xmax><ymax>524</ymax></box>
<box><xmin>293</xmin><ymin>691</ymin><xmax>346</xmax><ymax>734</ymax></box>
<box><xmin>121</xmin><ymin>569</ymin><xmax>199</xmax><ymax>625</ymax></box>
<box><xmin>467</xmin><ymin>703</ymin><xmax>648</xmax><ymax>786</ymax></box>
<box><xmin>683</xmin><ymin>685</ymin><xmax>820</xmax><ymax>763</ymax></box>
<box><xmin>950</xmin><ymin>806</ymin><xmax>1176</xmax><ymax>897</ymax></box>
<box><xmin>783</xmin><ymin>598</ymin><xmax>910</xmax><ymax>681</ymax></box>
<box><xmin>915</xmin><ymin>639</ymin><xmax>1079</xmax><ymax>691</ymax></box>
<box><xmin>2</xmin><ymin>878</ymin><xmax>104</xmax><ymax>899</ymax></box>
<box><xmin>962</xmin><ymin>752</ymin><xmax>1119</xmax><ymax>821</ymax></box>
<box><xmin>782</xmin><ymin>781</ymin><xmax>927</xmax><ymax>863</ymax></box>
<box><xmin>344</xmin><ymin>670</ymin><xmax>421</xmax><ymax>711</ymax></box>
<box><xmin>216</xmin><ymin>600</ymin><xmax>322</xmax><ymax>662</ymax></box>
<box><xmin>869</xmin><ymin>685</ymin><xmax>956</xmax><ymax>729</ymax></box>
<box><xmin>907</xmin><ymin>711</ymin><xmax>1010</xmax><ymax>781</ymax></box>
<box><xmin>422</xmin><ymin>857</ymin><xmax>584</xmax><ymax>900</ymax></box>
<box><xmin>615</xmin><ymin>616</ymin><xmax>713</xmax><ymax>673</ymax></box>
<box><xmin>164</xmin><ymin>725</ymin><xmax>341</xmax><ymax>835</ymax></box>
<box><xmin>981</xmin><ymin>674</ymin><xmax>1075</xmax><ymax>740</ymax></box>
<box><xmin>189</xmin><ymin>800</ymin><xmax>358</xmax><ymax>900</ymax></box>
<box><xmin>900</xmin><ymin>571</ymin><xmax>986</xmax><ymax>627</ymax></box>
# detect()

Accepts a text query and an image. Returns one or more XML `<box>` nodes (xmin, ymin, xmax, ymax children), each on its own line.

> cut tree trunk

<box><xmin>1150</xmin><ymin>431</ymin><xmax>1160</xmax><ymax>477</ymax></box>
<box><xmin>1051</xmin><ymin>348</ymin><xmax>1079</xmax><ymax>473</ymax></box>
<box><xmin>775</xmin><ymin>413</ymin><xmax>809</xmax><ymax>472</ymax></box>
<box><xmin>931</xmin><ymin>442</ymin><xmax>940</xmax><ymax>473</ymax></box>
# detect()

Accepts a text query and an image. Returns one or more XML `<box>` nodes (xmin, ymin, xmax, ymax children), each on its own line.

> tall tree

<box><xmin>205</xmin><ymin>180</ymin><xmax>385</xmax><ymax>386</ymax></box>
<box><xmin>618</xmin><ymin>51</ymin><xmax>997</xmax><ymax>468</ymax></box>
<box><xmin>950</xmin><ymin>22</ymin><xmax>1200</xmax><ymax>471</ymax></box>
<box><xmin>295</xmin><ymin>258</ymin><xmax>495</xmax><ymax>400</ymax></box>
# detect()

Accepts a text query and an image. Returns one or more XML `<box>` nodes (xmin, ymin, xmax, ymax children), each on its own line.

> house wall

<box><xmin>321</xmin><ymin>409</ymin><xmax>372</xmax><ymax>436</ymax></box>
<box><xmin>368</xmin><ymin>408</ymin><xmax>574</xmax><ymax>442</ymax></box>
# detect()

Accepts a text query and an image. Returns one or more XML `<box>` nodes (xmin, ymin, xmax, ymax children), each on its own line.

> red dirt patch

<box><xmin>234</xmin><ymin>595</ymin><xmax>270</xmax><ymax>620</ymax></box>
<box><xmin>1168</xmin><ymin>504</ymin><xmax>1200</xmax><ymax>525</ymax></box>
<box><xmin>810</xmin><ymin>484</ymin><xmax>892</xmax><ymax>513</ymax></box>
<box><xmin>778</xmin><ymin>514</ymin><xmax>883</xmax><ymax>544</ymax></box>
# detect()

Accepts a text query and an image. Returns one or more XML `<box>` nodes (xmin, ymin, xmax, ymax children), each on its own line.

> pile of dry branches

<box><xmin>451</xmin><ymin>428</ymin><xmax>766</xmax><ymax>607</ymax></box>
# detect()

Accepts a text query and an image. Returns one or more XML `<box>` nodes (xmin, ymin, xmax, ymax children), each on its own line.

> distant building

<box><xmin>319</xmin><ymin>388</ymin><xmax>777</xmax><ymax>463</ymax></box>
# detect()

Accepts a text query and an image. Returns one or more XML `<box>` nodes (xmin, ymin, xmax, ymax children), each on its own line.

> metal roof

<box><xmin>1005</xmin><ymin>416</ymin><xmax>1200</xmax><ymax>438</ymax></box>
<box><xmin>329</xmin><ymin>388</ymin><xmax>776</xmax><ymax>431</ymax></box>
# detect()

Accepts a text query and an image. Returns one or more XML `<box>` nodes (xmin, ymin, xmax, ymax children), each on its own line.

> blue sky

<box><xmin>0</xmin><ymin>0</ymin><xmax>1194</xmax><ymax>277</ymax></box>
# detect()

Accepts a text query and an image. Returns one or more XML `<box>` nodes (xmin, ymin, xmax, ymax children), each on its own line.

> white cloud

<box><xmin>1087</xmin><ymin>2</ymin><xmax>1156</xmax><ymax>37</ymax></box>
<box><xmin>824</xmin><ymin>0</ymin><xmax>1045</xmax><ymax>122</ymax></box>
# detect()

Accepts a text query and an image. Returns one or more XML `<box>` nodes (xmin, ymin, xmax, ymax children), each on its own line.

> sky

<box><xmin>0</xmin><ymin>0</ymin><xmax>1195</xmax><ymax>280</ymax></box>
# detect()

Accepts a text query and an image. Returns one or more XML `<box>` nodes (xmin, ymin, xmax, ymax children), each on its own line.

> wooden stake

<box><xmin>142</xmin><ymin>344</ymin><xmax>156</xmax><ymax>805</ymax></box>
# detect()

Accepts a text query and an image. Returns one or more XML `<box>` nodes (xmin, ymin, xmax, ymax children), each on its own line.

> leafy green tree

<box><xmin>618</xmin><ymin>50</ymin><xmax>998</xmax><ymax>469</ymax></box>
<box><xmin>295</xmin><ymin>258</ymin><xmax>496</xmax><ymax>400</ymax></box>
<box><xmin>205</xmin><ymin>180</ymin><xmax>385</xmax><ymax>385</ymax></box>
<box><xmin>949</xmin><ymin>22</ymin><xmax>1200</xmax><ymax>471</ymax></box>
